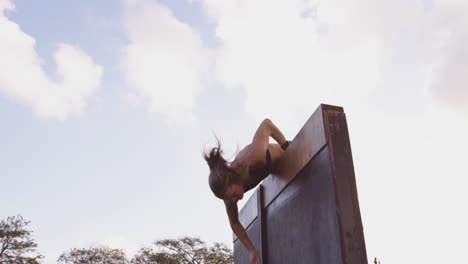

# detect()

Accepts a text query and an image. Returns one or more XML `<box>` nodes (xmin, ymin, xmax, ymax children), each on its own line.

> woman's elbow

<box><xmin>261</xmin><ymin>118</ymin><xmax>273</xmax><ymax>128</ymax></box>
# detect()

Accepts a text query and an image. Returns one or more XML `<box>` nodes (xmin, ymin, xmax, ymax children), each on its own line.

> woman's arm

<box><xmin>252</xmin><ymin>119</ymin><xmax>287</xmax><ymax>147</ymax></box>
<box><xmin>247</xmin><ymin>119</ymin><xmax>289</xmax><ymax>169</ymax></box>
<box><xmin>224</xmin><ymin>200</ymin><xmax>261</xmax><ymax>263</ymax></box>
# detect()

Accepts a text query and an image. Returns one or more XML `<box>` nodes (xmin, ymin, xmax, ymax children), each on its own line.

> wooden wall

<box><xmin>233</xmin><ymin>104</ymin><xmax>368</xmax><ymax>264</ymax></box>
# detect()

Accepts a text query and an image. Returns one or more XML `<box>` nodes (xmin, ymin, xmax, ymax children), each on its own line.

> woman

<box><xmin>203</xmin><ymin>118</ymin><xmax>290</xmax><ymax>264</ymax></box>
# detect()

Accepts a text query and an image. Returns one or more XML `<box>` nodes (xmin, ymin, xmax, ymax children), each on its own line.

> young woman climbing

<box><xmin>203</xmin><ymin>118</ymin><xmax>290</xmax><ymax>264</ymax></box>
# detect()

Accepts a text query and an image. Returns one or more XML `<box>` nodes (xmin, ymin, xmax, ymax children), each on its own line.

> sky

<box><xmin>0</xmin><ymin>0</ymin><xmax>467</xmax><ymax>263</ymax></box>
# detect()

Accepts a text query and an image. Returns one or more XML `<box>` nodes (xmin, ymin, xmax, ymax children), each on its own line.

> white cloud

<box><xmin>201</xmin><ymin>0</ymin><xmax>468</xmax><ymax>123</ymax></box>
<box><xmin>122</xmin><ymin>0</ymin><xmax>210</xmax><ymax>123</ymax></box>
<box><xmin>122</xmin><ymin>0</ymin><xmax>467</xmax><ymax>124</ymax></box>
<box><xmin>0</xmin><ymin>0</ymin><xmax>102</xmax><ymax>120</ymax></box>
<box><xmin>428</xmin><ymin>0</ymin><xmax>468</xmax><ymax>111</ymax></box>
<box><xmin>202</xmin><ymin>0</ymin><xmax>388</xmax><ymax>124</ymax></box>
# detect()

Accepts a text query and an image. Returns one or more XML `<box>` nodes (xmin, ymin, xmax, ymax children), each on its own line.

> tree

<box><xmin>130</xmin><ymin>247</ymin><xmax>177</xmax><ymax>264</ymax></box>
<box><xmin>0</xmin><ymin>215</ymin><xmax>43</xmax><ymax>264</ymax></box>
<box><xmin>131</xmin><ymin>236</ymin><xmax>233</xmax><ymax>264</ymax></box>
<box><xmin>57</xmin><ymin>247</ymin><xmax>128</xmax><ymax>264</ymax></box>
<box><xmin>203</xmin><ymin>242</ymin><xmax>233</xmax><ymax>264</ymax></box>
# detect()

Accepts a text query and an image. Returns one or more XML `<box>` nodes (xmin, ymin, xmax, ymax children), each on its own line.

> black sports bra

<box><xmin>244</xmin><ymin>149</ymin><xmax>272</xmax><ymax>192</ymax></box>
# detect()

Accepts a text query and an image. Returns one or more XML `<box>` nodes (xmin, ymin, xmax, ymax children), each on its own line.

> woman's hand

<box><xmin>224</xmin><ymin>202</ymin><xmax>261</xmax><ymax>264</ymax></box>
<box><xmin>249</xmin><ymin>249</ymin><xmax>261</xmax><ymax>264</ymax></box>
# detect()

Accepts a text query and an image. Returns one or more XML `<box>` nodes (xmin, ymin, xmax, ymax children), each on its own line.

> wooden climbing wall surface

<box><xmin>233</xmin><ymin>104</ymin><xmax>368</xmax><ymax>264</ymax></box>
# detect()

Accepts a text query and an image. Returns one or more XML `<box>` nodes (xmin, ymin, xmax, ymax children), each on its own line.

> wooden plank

<box><xmin>265</xmin><ymin>147</ymin><xmax>342</xmax><ymax>264</ymax></box>
<box><xmin>323</xmin><ymin>107</ymin><xmax>368</xmax><ymax>264</ymax></box>
<box><xmin>262</xmin><ymin>104</ymin><xmax>328</xmax><ymax>208</ymax></box>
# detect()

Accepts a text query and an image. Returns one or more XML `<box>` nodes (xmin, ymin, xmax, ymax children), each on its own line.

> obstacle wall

<box><xmin>233</xmin><ymin>104</ymin><xmax>368</xmax><ymax>264</ymax></box>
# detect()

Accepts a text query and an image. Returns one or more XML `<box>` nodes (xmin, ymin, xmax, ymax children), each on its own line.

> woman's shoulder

<box><xmin>234</xmin><ymin>144</ymin><xmax>253</xmax><ymax>164</ymax></box>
